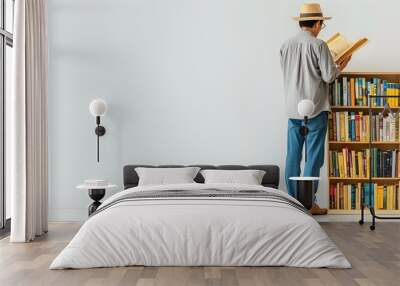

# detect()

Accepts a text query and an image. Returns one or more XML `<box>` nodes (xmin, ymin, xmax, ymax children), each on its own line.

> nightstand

<box><xmin>289</xmin><ymin>177</ymin><xmax>320</xmax><ymax>210</ymax></box>
<box><xmin>77</xmin><ymin>183</ymin><xmax>117</xmax><ymax>216</ymax></box>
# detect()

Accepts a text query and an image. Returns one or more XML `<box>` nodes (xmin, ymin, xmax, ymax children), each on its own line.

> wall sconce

<box><xmin>89</xmin><ymin>99</ymin><xmax>107</xmax><ymax>162</ymax></box>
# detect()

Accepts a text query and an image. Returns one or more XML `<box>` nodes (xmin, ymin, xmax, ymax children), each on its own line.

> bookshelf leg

<box><xmin>359</xmin><ymin>188</ymin><xmax>364</xmax><ymax>225</ymax></box>
<box><xmin>368</xmin><ymin>206</ymin><xmax>400</xmax><ymax>230</ymax></box>
<box><xmin>370</xmin><ymin>207</ymin><xmax>376</xmax><ymax>231</ymax></box>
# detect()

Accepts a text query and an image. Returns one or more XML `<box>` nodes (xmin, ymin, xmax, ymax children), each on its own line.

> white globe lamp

<box><xmin>297</xmin><ymin>99</ymin><xmax>314</xmax><ymax>118</ymax></box>
<box><xmin>89</xmin><ymin>98</ymin><xmax>107</xmax><ymax>117</ymax></box>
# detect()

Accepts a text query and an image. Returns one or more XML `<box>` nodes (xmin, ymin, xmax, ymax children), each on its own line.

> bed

<box><xmin>50</xmin><ymin>165</ymin><xmax>351</xmax><ymax>269</ymax></box>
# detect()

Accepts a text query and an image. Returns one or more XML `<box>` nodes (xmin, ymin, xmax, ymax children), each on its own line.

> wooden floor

<box><xmin>0</xmin><ymin>222</ymin><xmax>399</xmax><ymax>286</ymax></box>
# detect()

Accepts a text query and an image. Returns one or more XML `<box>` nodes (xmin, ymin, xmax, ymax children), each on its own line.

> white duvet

<box><xmin>50</xmin><ymin>183</ymin><xmax>351</xmax><ymax>269</ymax></box>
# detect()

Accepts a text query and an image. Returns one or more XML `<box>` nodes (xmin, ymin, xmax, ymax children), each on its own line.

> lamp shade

<box><xmin>89</xmin><ymin>99</ymin><xmax>107</xmax><ymax>117</ymax></box>
<box><xmin>297</xmin><ymin>99</ymin><xmax>314</xmax><ymax>117</ymax></box>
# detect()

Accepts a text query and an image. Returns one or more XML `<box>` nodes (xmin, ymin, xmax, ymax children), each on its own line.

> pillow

<box><xmin>135</xmin><ymin>167</ymin><xmax>201</xmax><ymax>186</ymax></box>
<box><xmin>200</xmin><ymin>169</ymin><xmax>266</xmax><ymax>185</ymax></box>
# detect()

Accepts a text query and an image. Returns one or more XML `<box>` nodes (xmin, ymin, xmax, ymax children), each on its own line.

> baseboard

<box><xmin>314</xmin><ymin>214</ymin><xmax>400</xmax><ymax>222</ymax></box>
<box><xmin>48</xmin><ymin>209</ymin><xmax>87</xmax><ymax>222</ymax></box>
<box><xmin>0</xmin><ymin>218</ymin><xmax>11</xmax><ymax>239</ymax></box>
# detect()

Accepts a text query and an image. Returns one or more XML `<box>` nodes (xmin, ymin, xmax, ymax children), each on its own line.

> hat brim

<box><xmin>293</xmin><ymin>16</ymin><xmax>332</xmax><ymax>21</ymax></box>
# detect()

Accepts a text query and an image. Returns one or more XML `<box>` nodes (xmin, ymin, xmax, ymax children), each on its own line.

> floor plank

<box><xmin>0</xmin><ymin>222</ymin><xmax>399</xmax><ymax>286</ymax></box>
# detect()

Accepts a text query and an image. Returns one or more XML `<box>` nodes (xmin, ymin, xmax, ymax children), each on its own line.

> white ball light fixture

<box><xmin>89</xmin><ymin>98</ymin><xmax>108</xmax><ymax>117</ymax></box>
<box><xmin>297</xmin><ymin>99</ymin><xmax>314</xmax><ymax>118</ymax></box>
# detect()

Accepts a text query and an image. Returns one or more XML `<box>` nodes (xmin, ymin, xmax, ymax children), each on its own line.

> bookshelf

<box><xmin>327</xmin><ymin>72</ymin><xmax>400</xmax><ymax>218</ymax></box>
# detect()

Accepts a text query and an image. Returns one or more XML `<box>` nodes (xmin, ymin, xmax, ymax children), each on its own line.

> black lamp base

<box><xmin>88</xmin><ymin>189</ymin><xmax>105</xmax><ymax>216</ymax></box>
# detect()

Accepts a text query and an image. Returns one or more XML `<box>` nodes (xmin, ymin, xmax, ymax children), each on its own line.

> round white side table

<box><xmin>77</xmin><ymin>183</ymin><xmax>117</xmax><ymax>216</ymax></box>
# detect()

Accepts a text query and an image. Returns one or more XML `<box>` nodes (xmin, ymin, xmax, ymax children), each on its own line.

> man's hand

<box><xmin>336</xmin><ymin>55</ymin><xmax>352</xmax><ymax>71</ymax></box>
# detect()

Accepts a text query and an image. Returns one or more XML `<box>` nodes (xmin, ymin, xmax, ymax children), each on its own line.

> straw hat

<box><xmin>293</xmin><ymin>3</ymin><xmax>331</xmax><ymax>21</ymax></box>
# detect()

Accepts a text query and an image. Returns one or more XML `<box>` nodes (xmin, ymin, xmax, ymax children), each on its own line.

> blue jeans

<box><xmin>285</xmin><ymin>111</ymin><xmax>328</xmax><ymax>198</ymax></box>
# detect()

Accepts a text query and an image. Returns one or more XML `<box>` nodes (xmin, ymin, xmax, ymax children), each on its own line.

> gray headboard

<box><xmin>123</xmin><ymin>165</ymin><xmax>279</xmax><ymax>189</ymax></box>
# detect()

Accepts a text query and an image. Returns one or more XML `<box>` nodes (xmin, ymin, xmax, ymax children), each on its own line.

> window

<box><xmin>0</xmin><ymin>0</ymin><xmax>13</xmax><ymax>233</ymax></box>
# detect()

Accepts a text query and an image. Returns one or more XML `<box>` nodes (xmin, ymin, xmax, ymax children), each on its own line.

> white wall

<box><xmin>48</xmin><ymin>0</ymin><xmax>400</xmax><ymax>221</ymax></box>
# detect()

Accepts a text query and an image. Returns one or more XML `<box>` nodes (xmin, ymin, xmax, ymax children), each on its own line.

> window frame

<box><xmin>0</xmin><ymin>0</ymin><xmax>14</xmax><ymax>232</ymax></box>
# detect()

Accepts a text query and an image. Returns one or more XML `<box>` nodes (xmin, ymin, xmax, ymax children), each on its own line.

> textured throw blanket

<box><xmin>92</xmin><ymin>188</ymin><xmax>309</xmax><ymax>217</ymax></box>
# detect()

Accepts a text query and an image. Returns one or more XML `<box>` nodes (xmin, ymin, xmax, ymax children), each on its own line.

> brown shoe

<box><xmin>310</xmin><ymin>204</ymin><xmax>328</xmax><ymax>215</ymax></box>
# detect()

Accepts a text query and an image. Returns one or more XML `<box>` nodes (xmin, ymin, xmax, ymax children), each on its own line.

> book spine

<box><xmin>328</xmin><ymin>112</ymin><xmax>334</xmax><ymax>141</ymax></box>
<box><xmin>367</xmin><ymin>81</ymin><xmax>372</xmax><ymax>107</ymax></box>
<box><xmin>336</xmin><ymin>112</ymin><xmax>340</xmax><ymax>141</ymax></box>
<box><xmin>343</xmin><ymin>77</ymin><xmax>347</xmax><ymax>106</ymax></box>
<box><xmin>363</xmin><ymin>78</ymin><xmax>367</xmax><ymax>106</ymax></box>
<box><xmin>345</xmin><ymin>112</ymin><xmax>349</xmax><ymax>141</ymax></box>
<box><xmin>350</xmin><ymin>78</ymin><xmax>355</xmax><ymax>106</ymax></box>
<box><xmin>351</xmin><ymin>112</ymin><xmax>356</xmax><ymax>141</ymax></box>
<box><xmin>355</xmin><ymin>78</ymin><xmax>359</xmax><ymax>106</ymax></box>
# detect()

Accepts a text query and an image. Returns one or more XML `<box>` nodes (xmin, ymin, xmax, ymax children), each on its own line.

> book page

<box><xmin>327</xmin><ymin>34</ymin><xmax>352</xmax><ymax>61</ymax></box>
<box><xmin>325</xmin><ymin>33</ymin><xmax>368</xmax><ymax>63</ymax></box>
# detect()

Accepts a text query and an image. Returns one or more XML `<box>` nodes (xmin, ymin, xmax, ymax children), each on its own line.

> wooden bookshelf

<box><xmin>328</xmin><ymin>72</ymin><xmax>400</xmax><ymax>214</ymax></box>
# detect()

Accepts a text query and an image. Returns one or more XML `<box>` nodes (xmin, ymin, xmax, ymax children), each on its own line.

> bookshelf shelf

<box><xmin>328</xmin><ymin>141</ymin><xmax>400</xmax><ymax>151</ymax></box>
<box><xmin>331</xmin><ymin>106</ymin><xmax>400</xmax><ymax>110</ymax></box>
<box><xmin>329</xmin><ymin>141</ymin><xmax>399</xmax><ymax>145</ymax></box>
<box><xmin>329</xmin><ymin>177</ymin><xmax>400</xmax><ymax>182</ymax></box>
<box><xmin>328</xmin><ymin>72</ymin><xmax>400</xmax><ymax>225</ymax></box>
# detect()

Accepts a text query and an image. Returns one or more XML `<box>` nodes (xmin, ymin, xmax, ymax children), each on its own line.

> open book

<box><xmin>326</xmin><ymin>33</ymin><xmax>368</xmax><ymax>63</ymax></box>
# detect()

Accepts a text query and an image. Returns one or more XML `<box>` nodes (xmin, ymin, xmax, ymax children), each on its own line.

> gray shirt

<box><xmin>280</xmin><ymin>30</ymin><xmax>340</xmax><ymax>119</ymax></box>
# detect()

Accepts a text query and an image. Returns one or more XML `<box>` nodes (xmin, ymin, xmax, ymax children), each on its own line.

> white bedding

<box><xmin>50</xmin><ymin>183</ymin><xmax>351</xmax><ymax>269</ymax></box>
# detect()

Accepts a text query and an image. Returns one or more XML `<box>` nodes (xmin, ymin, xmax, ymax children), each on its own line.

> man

<box><xmin>280</xmin><ymin>3</ymin><xmax>351</xmax><ymax>215</ymax></box>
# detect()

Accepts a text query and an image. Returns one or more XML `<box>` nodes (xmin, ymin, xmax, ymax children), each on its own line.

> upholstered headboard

<box><xmin>123</xmin><ymin>165</ymin><xmax>280</xmax><ymax>189</ymax></box>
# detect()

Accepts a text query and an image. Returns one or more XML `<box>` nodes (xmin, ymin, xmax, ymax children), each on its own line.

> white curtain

<box><xmin>9</xmin><ymin>0</ymin><xmax>48</xmax><ymax>242</ymax></box>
